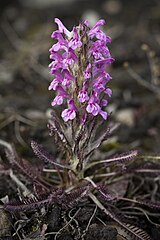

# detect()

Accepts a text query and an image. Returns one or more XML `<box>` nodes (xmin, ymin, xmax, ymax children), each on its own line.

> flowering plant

<box><xmin>2</xmin><ymin>18</ymin><xmax>158</xmax><ymax>240</ymax></box>
<box><xmin>45</xmin><ymin>18</ymin><xmax>116</xmax><ymax>180</ymax></box>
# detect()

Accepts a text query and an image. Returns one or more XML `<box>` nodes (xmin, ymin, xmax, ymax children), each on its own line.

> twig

<box><xmin>9</xmin><ymin>169</ymin><xmax>34</xmax><ymax>198</ymax></box>
<box><xmin>124</xmin><ymin>63</ymin><xmax>160</xmax><ymax>96</ymax></box>
<box><xmin>122</xmin><ymin>206</ymin><xmax>160</xmax><ymax>227</ymax></box>
<box><xmin>54</xmin><ymin>208</ymin><xmax>81</xmax><ymax>240</ymax></box>
<box><xmin>82</xmin><ymin>205</ymin><xmax>97</xmax><ymax>238</ymax></box>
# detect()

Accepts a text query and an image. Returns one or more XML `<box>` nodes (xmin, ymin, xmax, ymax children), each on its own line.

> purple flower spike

<box><xmin>49</xmin><ymin>18</ymin><xmax>114</xmax><ymax>122</ymax></box>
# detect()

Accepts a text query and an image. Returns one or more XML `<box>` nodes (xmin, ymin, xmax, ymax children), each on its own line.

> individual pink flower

<box><xmin>68</xmin><ymin>27</ymin><xmax>82</xmax><ymax>50</ymax></box>
<box><xmin>90</xmin><ymin>40</ymin><xmax>111</xmax><ymax>60</ymax></box>
<box><xmin>105</xmin><ymin>88</ymin><xmax>112</xmax><ymax>97</ymax></box>
<box><xmin>48</xmin><ymin>79</ymin><xmax>59</xmax><ymax>91</ymax></box>
<box><xmin>88</xmin><ymin>19</ymin><xmax>111</xmax><ymax>43</ymax></box>
<box><xmin>51</xmin><ymin>95</ymin><xmax>63</xmax><ymax>106</ymax></box>
<box><xmin>99</xmin><ymin>110</ymin><xmax>108</xmax><ymax>120</ymax></box>
<box><xmin>84</xmin><ymin>63</ymin><xmax>91</xmax><ymax>79</ymax></box>
<box><xmin>48</xmin><ymin>70</ymin><xmax>63</xmax><ymax>90</ymax></box>
<box><xmin>101</xmin><ymin>99</ymin><xmax>108</xmax><ymax>106</ymax></box>
<box><xmin>62</xmin><ymin>69</ymin><xmax>74</xmax><ymax>87</ymax></box>
<box><xmin>78</xmin><ymin>84</ymin><xmax>89</xmax><ymax>103</ymax></box>
<box><xmin>86</xmin><ymin>102</ymin><xmax>101</xmax><ymax>116</ymax></box>
<box><xmin>61</xmin><ymin>100</ymin><xmax>77</xmax><ymax>122</ymax></box>
<box><xmin>78</xmin><ymin>90</ymin><xmax>89</xmax><ymax>103</ymax></box>
<box><xmin>51</xmin><ymin>86</ymin><xmax>69</xmax><ymax>106</ymax></box>
<box><xmin>51</xmin><ymin>32</ymin><xmax>68</xmax><ymax>52</ymax></box>
<box><xmin>54</xmin><ymin>18</ymin><xmax>73</xmax><ymax>38</ymax></box>
<box><xmin>86</xmin><ymin>95</ymin><xmax>101</xmax><ymax>116</ymax></box>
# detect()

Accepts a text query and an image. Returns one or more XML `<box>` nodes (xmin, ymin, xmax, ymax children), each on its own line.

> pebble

<box><xmin>115</xmin><ymin>108</ymin><xmax>135</xmax><ymax>127</ymax></box>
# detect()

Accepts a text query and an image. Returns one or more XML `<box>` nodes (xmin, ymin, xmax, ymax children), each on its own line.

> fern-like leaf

<box><xmin>31</xmin><ymin>141</ymin><xmax>71</xmax><ymax>169</ymax></box>
<box><xmin>97</xmin><ymin>184</ymin><xmax>117</xmax><ymax>202</ymax></box>
<box><xmin>135</xmin><ymin>198</ymin><xmax>160</xmax><ymax>209</ymax></box>
<box><xmin>61</xmin><ymin>186</ymin><xmax>90</xmax><ymax>209</ymax></box>
<box><xmin>120</xmin><ymin>223</ymin><xmax>152</xmax><ymax>240</ymax></box>
<box><xmin>4</xmin><ymin>186</ymin><xmax>90</xmax><ymax>212</ymax></box>
<box><xmin>5</xmin><ymin>146</ymin><xmax>41</xmax><ymax>181</ymax></box>
<box><xmin>104</xmin><ymin>150</ymin><xmax>139</xmax><ymax>166</ymax></box>
<box><xmin>4</xmin><ymin>188</ymin><xmax>64</xmax><ymax>212</ymax></box>
<box><xmin>85</xmin><ymin>150</ymin><xmax>138</xmax><ymax>171</ymax></box>
<box><xmin>4</xmin><ymin>196</ymin><xmax>52</xmax><ymax>212</ymax></box>
<box><xmin>108</xmin><ymin>209</ymin><xmax>152</xmax><ymax>240</ymax></box>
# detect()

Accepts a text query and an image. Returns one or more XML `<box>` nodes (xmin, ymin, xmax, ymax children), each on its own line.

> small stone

<box><xmin>115</xmin><ymin>108</ymin><xmax>135</xmax><ymax>127</ymax></box>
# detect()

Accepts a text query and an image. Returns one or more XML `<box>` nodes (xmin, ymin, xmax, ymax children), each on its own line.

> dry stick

<box><xmin>145</xmin><ymin>47</ymin><xmax>159</xmax><ymax>86</ymax></box>
<box><xmin>54</xmin><ymin>208</ymin><xmax>81</xmax><ymax>240</ymax></box>
<box><xmin>1</xmin><ymin>20</ymin><xmax>24</xmax><ymax>50</ymax></box>
<box><xmin>126</xmin><ymin>66</ymin><xmax>160</xmax><ymax>96</ymax></box>
<box><xmin>68</xmin><ymin>208</ymin><xmax>79</xmax><ymax>227</ymax></box>
<box><xmin>151</xmin><ymin>182</ymin><xmax>158</xmax><ymax>202</ymax></box>
<box><xmin>130</xmin><ymin>176</ymin><xmax>145</xmax><ymax>197</ymax></box>
<box><xmin>10</xmin><ymin>220</ymin><xmax>22</xmax><ymax>240</ymax></box>
<box><xmin>43</xmin><ymin>168</ymin><xmax>63</xmax><ymax>173</ymax></box>
<box><xmin>0</xmin><ymin>116</ymin><xmax>15</xmax><ymax>130</ymax></box>
<box><xmin>119</xmin><ymin>195</ymin><xmax>160</xmax><ymax>214</ymax></box>
<box><xmin>9</xmin><ymin>169</ymin><xmax>34</xmax><ymax>198</ymax></box>
<box><xmin>0</xmin><ymin>113</ymin><xmax>36</xmax><ymax>146</ymax></box>
<box><xmin>82</xmin><ymin>205</ymin><xmax>97</xmax><ymax>238</ymax></box>
<box><xmin>0</xmin><ymin>139</ymin><xmax>12</xmax><ymax>152</ymax></box>
<box><xmin>121</xmin><ymin>206</ymin><xmax>160</xmax><ymax>227</ymax></box>
<box><xmin>14</xmin><ymin>120</ymin><xmax>27</xmax><ymax>147</ymax></box>
<box><xmin>87</xmin><ymin>172</ymin><xmax>117</xmax><ymax>179</ymax></box>
<box><xmin>121</xmin><ymin>207</ymin><xmax>160</xmax><ymax>217</ymax></box>
<box><xmin>96</xmin><ymin>216</ymin><xmax>107</xmax><ymax>226</ymax></box>
<box><xmin>16</xmin><ymin>114</ymin><xmax>36</xmax><ymax>126</ymax></box>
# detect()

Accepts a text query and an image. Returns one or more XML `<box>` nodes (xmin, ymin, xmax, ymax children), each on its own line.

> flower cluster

<box><xmin>49</xmin><ymin>18</ymin><xmax>114</xmax><ymax>122</ymax></box>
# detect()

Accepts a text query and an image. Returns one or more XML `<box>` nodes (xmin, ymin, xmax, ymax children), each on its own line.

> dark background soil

<box><xmin>0</xmin><ymin>0</ymin><xmax>160</xmax><ymax>239</ymax></box>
